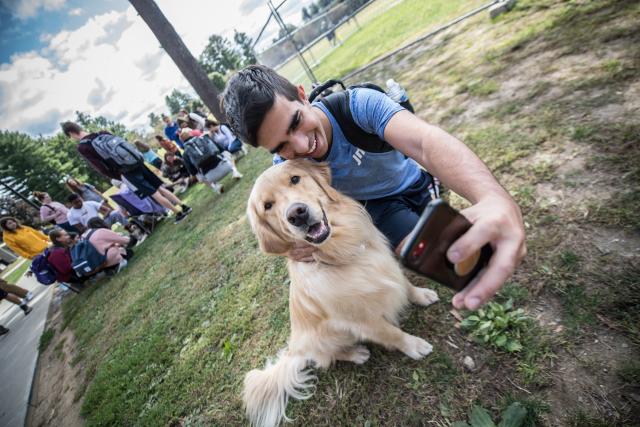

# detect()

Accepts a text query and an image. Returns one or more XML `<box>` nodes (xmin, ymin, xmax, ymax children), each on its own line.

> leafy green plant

<box><xmin>453</xmin><ymin>402</ymin><xmax>527</xmax><ymax>427</ymax></box>
<box><xmin>460</xmin><ymin>300</ymin><xmax>529</xmax><ymax>352</ymax></box>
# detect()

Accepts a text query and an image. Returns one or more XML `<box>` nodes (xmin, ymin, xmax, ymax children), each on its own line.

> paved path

<box><xmin>0</xmin><ymin>274</ymin><xmax>53</xmax><ymax>427</ymax></box>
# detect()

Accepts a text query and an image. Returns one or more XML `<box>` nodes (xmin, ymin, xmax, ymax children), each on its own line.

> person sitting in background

<box><xmin>48</xmin><ymin>228</ymin><xmax>89</xmax><ymax>285</ymax></box>
<box><xmin>66</xmin><ymin>194</ymin><xmax>128</xmax><ymax>233</ymax></box>
<box><xmin>65</xmin><ymin>177</ymin><xmax>106</xmax><ymax>204</ymax></box>
<box><xmin>205</xmin><ymin>118</ymin><xmax>247</xmax><ymax>156</ymax></box>
<box><xmin>0</xmin><ymin>277</ymin><xmax>33</xmax><ymax>315</ymax></box>
<box><xmin>161</xmin><ymin>152</ymin><xmax>192</xmax><ymax>193</ymax></box>
<box><xmin>33</xmin><ymin>191</ymin><xmax>76</xmax><ymax>233</ymax></box>
<box><xmin>178</xmin><ymin>109</ymin><xmax>206</xmax><ymax>130</ymax></box>
<box><xmin>181</xmin><ymin>128</ymin><xmax>242</xmax><ymax>194</ymax></box>
<box><xmin>0</xmin><ymin>217</ymin><xmax>49</xmax><ymax>259</ymax></box>
<box><xmin>155</xmin><ymin>134</ymin><xmax>182</xmax><ymax>157</ymax></box>
<box><xmin>134</xmin><ymin>140</ymin><xmax>163</xmax><ymax>169</ymax></box>
<box><xmin>162</xmin><ymin>114</ymin><xmax>183</xmax><ymax>149</ymax></box>
<box><xmin>84</xmin><ymin>217</ymin><xmax>134</xmax><ymax>273</ymax></box>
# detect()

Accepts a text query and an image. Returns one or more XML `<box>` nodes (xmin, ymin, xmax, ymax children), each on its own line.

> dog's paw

<box><xmin>347</xmin><ymin>346</ymin><xmax>371</xmax><ymax>365</ymax></box>
<box><xmin>410</xmin><ymin>287</ymin><xmax>439</xmax><ymax>307</ymax></box>
<box><xmin>402</xmin><ymin>335</ymin><xmax>433</xmax><ymax>360</ymax></box>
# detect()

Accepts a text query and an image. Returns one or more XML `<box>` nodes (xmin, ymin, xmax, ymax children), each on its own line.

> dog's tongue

<box><xmin>307</xmin><ymin>221</ymin><xmax>327</xmax><ymax>239</ymax></box>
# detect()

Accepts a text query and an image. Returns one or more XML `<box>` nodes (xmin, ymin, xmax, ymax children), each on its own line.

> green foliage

<box><xmin>199</xmin><ymin>34</ymin><xmax>241</xmax><ymax>76</ymax></box>
<box><xmin>453</xmin><ymin>402</ymin><xmax>527</xmax><ymax>427</ymax></box>
<box><xmin>164</xmin><ymin>89</ymin><xmax>195</xmax><ymax>115</ymax></box>
<box><xmin>233</xmin><ymin>30</ymin><xmax>257</xmax><ymax>68</ymax></box>
<box><xmin>39</xmin><ymin>328</ymin><xmax>55</xmax><ymax>352</ymax></box>
<box><xmin>460</xmin><ymin>300</ymin><xmax>530</xmax><ymax>352</ymax></box>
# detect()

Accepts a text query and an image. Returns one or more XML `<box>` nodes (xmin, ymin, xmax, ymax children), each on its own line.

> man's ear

<box><xmin>296</xmin><ymin>84</ymin><xmax>307</xmax><ymax>103</ymax></box>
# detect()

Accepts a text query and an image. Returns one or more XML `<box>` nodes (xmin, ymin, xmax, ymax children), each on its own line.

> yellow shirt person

<box><xmin>0</xmin><ymin>217</ymin><xmax>49</xmax><ymax>259</ymax></box>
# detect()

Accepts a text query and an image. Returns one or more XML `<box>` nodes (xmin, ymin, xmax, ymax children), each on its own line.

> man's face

<box><xmin>71</xmin><ymin>198</ymin><xmax>83</xmax><ymax>209</ymax></box>
<box><xmin>163</xmin><ymin>116</ymin><xmax>171</xmax><ymax>124</ymax></box>
<box><xmin>68</xmin><ymin>132</ymin><xmax>81</xmax><ymax>142</ymax></box>
<box><xmin>256</xmin><ymin>88</ymin><xmax>329</xmax><ymax>161</ymax></box>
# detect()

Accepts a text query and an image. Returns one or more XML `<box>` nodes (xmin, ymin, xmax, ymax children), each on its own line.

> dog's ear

<box><xmin>306</xmin><ymin>161</ymin><xmax>340</xmax><ymax>202</ymax></box>
<box><xmin>247</xmin><ymin>203</ymin><xmax>291</xmax><ymax>255</ymax></box>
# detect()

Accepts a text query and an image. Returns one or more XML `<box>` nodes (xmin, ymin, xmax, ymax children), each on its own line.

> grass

<box><xmin>2</xmin><ymin>259</ymin><xmax>30</xmax><ymax>284</ymax></box>
<box><xmin>56</xmin><ymin>0</ymin><xmax>640</xmax><ymax>425</ymax></box>
<box><xmin>39</xmin><ymin>328</ymin><xmax>55</xmax><ymax>352</ymax></box>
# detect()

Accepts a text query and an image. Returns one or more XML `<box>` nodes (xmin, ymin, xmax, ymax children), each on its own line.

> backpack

<box><xmin>308</xmin><ymin>79</ymin><xmax>411</xmax><ymax>153</ymax></box>
<box><xmin>184</xmin><ymin>136</ymin><xmax>222</xmax><ymax>173</ymax></box>
<box><xmin>83</xmin><ymin>133</ymin><xmax>143</xmax><ymax>172</ymax></box>
<box><xmin>70</xmin><ymin>230</ymin><xmax>107</xmax><ymax>276</ymax></box>
<box><xmin>30</xmin><ymin>248</ymin><xmax>57</xmax><ymax>285</ymax></box>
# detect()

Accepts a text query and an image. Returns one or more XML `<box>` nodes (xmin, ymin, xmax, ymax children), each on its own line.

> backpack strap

<box><xmin>318</xmin><ymin>91</ymin><xmax>394</xmax><ymax>153</ymax></box>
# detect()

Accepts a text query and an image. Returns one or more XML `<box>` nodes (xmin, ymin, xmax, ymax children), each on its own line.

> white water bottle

<box><xmin>386</xmin><ymin>79</ymin><xmax>408</xmax><ymax>103</ymax></box>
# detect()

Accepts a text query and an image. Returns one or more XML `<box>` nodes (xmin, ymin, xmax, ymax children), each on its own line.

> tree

<box><xmin>198</xmin><ymin>34</ymin><xmax>241</xmax><ymax>76</ymax></box>
<box><xmin>272</xmin><ymin>24</ymin><xmax>298</xmax><ymax>43</ymax></box>
<box><xmin>148</xmin><ymin>112</ymin><xmax>162</xmax><ymax>127</ymax></box>
<box><xmin>0</xmin><ymin>195</ymin><xmax>40</xmax><ymax>228</ymax></box>
<box><xmin>302</xmin><ymin>6</ymin><xmax>312</xmax><ymax>22</ymax></box>
<box><xmin>128</xmin><ymin>0</ymin><xmax>224</xmax><ymax>121</ymax></box>
<box><xmin>208</xmin><ymin>72</ymin><xmax>226</xmax><ymax>91</ymax></box>
<box><xmin>309</xmin><ymin>3</ymin><xmax>319</xmax><ymax>16</ymax></box>
<box><xmin>233</xmin><ymin>30</ymin><xmax>257</xmax><ymax>67</ymax></box>
<box><xmin>165</xmin><ymin>89</ymin><xmax>195</xmax><ymax>115</ymax></box>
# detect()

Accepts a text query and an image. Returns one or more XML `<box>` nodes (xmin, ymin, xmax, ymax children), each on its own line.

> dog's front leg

<box><xmin>408</xmin><ymin>285</ymin><xmax>439</xmax><ymax>307</ymax></box>
<box><xmin>356</xmin><ymin>319</ymin><xmax>433</xmax><ymax>360</ymax></box>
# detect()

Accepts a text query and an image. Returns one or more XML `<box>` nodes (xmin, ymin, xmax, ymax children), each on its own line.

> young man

<box><xmin>62</xmin><ymin>122</ymin><xmax>192</xmax><ymax>224</ymax></box>
<box><xmin>66</xmin><ymin>194</ymin><xmax>128</xmax><ymax>233</ymax></box>
<box><xmin>162</xmin><ymin>114</ymin><xmax>183</xmax><ymax>149</ymax></box>
<box><xmin>221</xmin><ymin>65</ymin><xmax>526</xmax><ymax>311</ymax></box>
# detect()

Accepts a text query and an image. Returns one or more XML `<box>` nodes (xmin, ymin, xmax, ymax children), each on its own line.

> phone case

<box><xmin>400</xmin><ymin>199</ymin><xmax>493</xmax><ymax>291</ymax></box>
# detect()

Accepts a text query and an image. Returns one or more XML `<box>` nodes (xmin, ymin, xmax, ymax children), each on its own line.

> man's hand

<box><xmin>447</xmin><ymin>195</ymin><xmax>526</xmax><ymax>311</ymax></box>
<box><xmin>287</xmin><ymin>241</ymin><xmax>317</xmax><ymax>262</ymax></box>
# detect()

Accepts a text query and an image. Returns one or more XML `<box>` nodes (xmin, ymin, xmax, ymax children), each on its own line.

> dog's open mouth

<box><xmin>305</xmin><ymin>211</ymin><xmax>330</xmax><ymax>244</ymax></box>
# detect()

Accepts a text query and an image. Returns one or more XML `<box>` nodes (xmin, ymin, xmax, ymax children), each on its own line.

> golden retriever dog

<box><xmin>245</xmin><ymin>159</ymin><xmax>439</xmax><ymax>427</ymax></box>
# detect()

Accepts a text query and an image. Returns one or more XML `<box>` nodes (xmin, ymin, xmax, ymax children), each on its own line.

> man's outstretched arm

<box><xmin>384</xmin><ymin>110</ymin><xmax>526</xmax><ymax>310</ymax></box>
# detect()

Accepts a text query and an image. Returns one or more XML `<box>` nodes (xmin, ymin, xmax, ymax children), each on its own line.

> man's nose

<box><xmin>286</xmin><ymin>203</ymin><xmax>309</xmax><ymax>227</ymax></box>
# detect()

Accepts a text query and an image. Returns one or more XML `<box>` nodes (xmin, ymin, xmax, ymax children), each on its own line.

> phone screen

<box><xmin>400</xmin><ymin>200</ymin><xmax>492</xmax><ymax>291</ymax></box>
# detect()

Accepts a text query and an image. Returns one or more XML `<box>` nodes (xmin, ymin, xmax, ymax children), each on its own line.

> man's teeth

<box><xmin>306</xmin><ymin>138</ymin><xmax>317</xmax><ymax>154</ymax></box>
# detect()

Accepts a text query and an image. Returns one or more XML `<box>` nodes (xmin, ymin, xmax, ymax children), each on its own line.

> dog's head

<box><xmin>247</xmin><ymin>159</ymin><xmax>341</xmax><ymax>255</ymax></box>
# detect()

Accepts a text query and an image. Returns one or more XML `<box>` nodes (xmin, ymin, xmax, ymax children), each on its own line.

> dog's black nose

<box><xmin>286</xmin><ymin>203</ymin><xmax>309</xmax><ymax>227</ymax></box>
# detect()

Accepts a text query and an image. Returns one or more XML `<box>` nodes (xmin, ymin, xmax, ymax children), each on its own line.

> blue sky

<box><xmin>0</xmin><ymin>0</ymin><xmax>129</xmax><ymax>64</ymax></box>
<box><xmin>0</xmin><ymin>0</ymin><xmax>310</xmax><ymax>136</ymax></box>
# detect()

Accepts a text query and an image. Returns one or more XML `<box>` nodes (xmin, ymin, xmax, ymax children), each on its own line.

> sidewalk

<box><xmin>0</xmin><ymin>275</ymin><xmax>53</xmax><ymax>427</ymax></box>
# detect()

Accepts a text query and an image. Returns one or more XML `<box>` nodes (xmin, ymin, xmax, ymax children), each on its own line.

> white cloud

<box><xmin>0</xmin><ymin>0</ymin><xmax>316</xmax><ymax>136</ymax></box>
<box><xmin>1</xmin><ymin>0</ymin><xmax>66</xmax><ymax>19</ymax></box>
<box><xmin>67</xmin><ymin>7</ymin><xmax>81</xmax><ymax>16</ymax></box>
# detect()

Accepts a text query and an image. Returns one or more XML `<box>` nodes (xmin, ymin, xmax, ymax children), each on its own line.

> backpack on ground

<box><xmin>30</xmin><ymin>248</ymin><xmax>57</xmax><ymax>285</ymax></box>
<box><xmin>184</xmin><ymin>136</ymin><xmax>222</xmax><ymax>173</ymax></box>
<box><xmin>83</xmin><ymin>133</ymin><xmax>143</xmax><ymax>172</ymax></box>
<box><xmin>70</xmin><ymin>230</ymin><xmax>107</xmax><ymax>276</ymax></box>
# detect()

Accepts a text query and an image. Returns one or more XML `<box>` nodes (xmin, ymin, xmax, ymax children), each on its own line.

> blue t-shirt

<box><xmin>164</xmin><ymin>122</ymin><xmax>183</xmax><ymax>148</ymax></box>
<box><xmin>275</xmin><ymin>88</ymin><xmax>422</xmax><ymax>200</ymax></box>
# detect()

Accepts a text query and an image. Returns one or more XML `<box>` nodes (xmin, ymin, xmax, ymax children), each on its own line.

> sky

<box><xmin>0</xmin><ymin>0</ymin><xmax>313</xmax><ymax>136</ymax></box>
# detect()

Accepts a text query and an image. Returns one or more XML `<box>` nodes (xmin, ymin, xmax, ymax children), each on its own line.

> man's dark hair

<box><xmin>67</xmin><ymin>193</ymin><xmax>81</xmax><ymax>203</ymax></box>
<box><xmin>61</xmin><ymin>121</ymin><xmax>83</xmax><ymax>137</ymax></box>
<box><xmin>221</xmin><ymin>65</ymin><xmax>299</xmax><ymax>147</ymax></box>
<box><xmin>87</xmin><ymin>217</ymin><xmax>109</xmax><ymax>230</ymax></box>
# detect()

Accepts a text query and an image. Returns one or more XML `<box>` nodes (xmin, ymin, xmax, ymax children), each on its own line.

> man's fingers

<box><xmin>447</xmin><ymin>220</ymin><xmax>494</xmax><ymax>264</ymax></box>
<box><xmin>457</xmin><ymin>242</ymin><xmax>519</xmax><ymax>310</ymax></box>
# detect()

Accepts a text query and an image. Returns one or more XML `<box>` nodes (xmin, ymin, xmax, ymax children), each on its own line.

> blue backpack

<box><xmin>30</xmin><ymin>248</ymin><xmax>57</xmax><ymax>285</ymax></box>
<box><xmin>71</xmin><ymin>230</ymin><xmax>107</xmax><ymax>276</ymax></box>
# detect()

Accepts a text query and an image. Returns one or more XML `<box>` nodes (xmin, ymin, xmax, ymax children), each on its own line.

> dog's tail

<box><xmin>243</xmin><ymin>350</ymin><xmax>316</xmax><ymax>427</ymax></box>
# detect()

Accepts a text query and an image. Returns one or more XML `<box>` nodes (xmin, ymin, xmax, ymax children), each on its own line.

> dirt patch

<box><xmin>27</xmin><ymin>289</ymin><xmax>84</xmax><ymax>427</ymax></box>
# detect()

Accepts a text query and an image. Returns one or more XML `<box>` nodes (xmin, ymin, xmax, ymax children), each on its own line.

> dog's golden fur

<box><xmin>245</xmin><ymin>159</ymin><xmax>438</xmax><ymax>427</ymax></box>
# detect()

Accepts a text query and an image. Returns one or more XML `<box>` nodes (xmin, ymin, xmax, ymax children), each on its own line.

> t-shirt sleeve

<box><xmin>349</xmin><ymin>88</ymin><xmax>404</xmax><ymax>140</ymax></box>
<box><xmin>67</xmin><ymin>211</ymin><xmax>79</xmax><ymax>225</ymax></box>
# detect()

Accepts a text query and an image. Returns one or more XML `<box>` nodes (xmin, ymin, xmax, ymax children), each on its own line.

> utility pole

<box><xmin>129</xmin><ymin>0</ymin><xmax>225</xmax><ymax>120</ymax></box>
<box><xmin>0</xmin><ymin>179</ymin><xmax>39</xmax><ymax>210</ymax></box>
<box><xmin>268</xmin><ymin>0</ymin><xmax>317</xmax><ymax>83</ymax></box>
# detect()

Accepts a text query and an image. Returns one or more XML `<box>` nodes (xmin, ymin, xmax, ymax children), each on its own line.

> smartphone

<box><xmin>399</xmin><ymin>199</ymin><xmax>493</xmax><ymax>291</ymax></box>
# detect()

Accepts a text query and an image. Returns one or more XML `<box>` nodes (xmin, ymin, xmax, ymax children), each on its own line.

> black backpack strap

<box><xmin>319</xmin><ymin>91</ymin><xmax>393</xmax><ymax>153</ymax></box>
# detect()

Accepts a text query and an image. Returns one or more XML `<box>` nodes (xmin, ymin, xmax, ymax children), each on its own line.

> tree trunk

<box><xmin>129</xmin><ymin>0</ymin><xmax>225</xmax><ymax>121</ymax></box>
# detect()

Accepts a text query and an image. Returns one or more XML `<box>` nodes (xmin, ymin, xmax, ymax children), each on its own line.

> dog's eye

<box><xmin>290</xmin><ymin>175</ymin><xmax>300</xmax><ymax>184</ymax></box>
<box><xmin>264</xmin><ymin>202</ymin><xmax>273</xmax><ymax>210</ymax></box>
